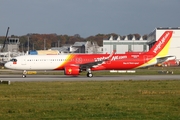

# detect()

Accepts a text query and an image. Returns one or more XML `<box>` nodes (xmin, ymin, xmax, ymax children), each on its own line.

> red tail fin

<box><xmin>147</xmin><ymin>31</ymin><xmax>173</xmax><ymax>56</ymax></box>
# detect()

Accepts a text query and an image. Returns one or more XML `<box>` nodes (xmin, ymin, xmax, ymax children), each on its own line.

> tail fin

<box><xmin>147</xmin><ymin>31</ymin><xmax>173</xmax><ymax>57</ymax></box>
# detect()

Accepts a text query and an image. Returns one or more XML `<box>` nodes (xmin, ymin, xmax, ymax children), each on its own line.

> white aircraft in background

<box><xmin>5</xmin><ymin>31</ymin><xmax>174</xmax><ymax>78</ymax></box>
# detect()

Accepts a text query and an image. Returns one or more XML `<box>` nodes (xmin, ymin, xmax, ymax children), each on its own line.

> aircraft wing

<box><xmin>156</xmin><ymin>56</ymin><xmax>176</xmax><ymax>64</ymax></box>
<box><xmin>78</xmin><ymin>50</ymin><xmax>115</xmax><ymax>70</ymax></box>
<box><xmin>79</xmin><ymin>60</ymin><xmax>106</xmax><ymax>69</ymax></box>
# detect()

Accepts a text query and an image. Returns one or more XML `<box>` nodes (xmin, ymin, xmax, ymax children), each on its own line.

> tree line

<box><xmin>0</xmin><ymin>33</ymin><xmax>147</xmax><ymax>52</ymax></box>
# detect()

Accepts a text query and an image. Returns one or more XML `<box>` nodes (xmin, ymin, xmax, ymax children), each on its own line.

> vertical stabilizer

<box><xmin>147</xmin><ymin>31</ymin><xmax>173</xmax><ymax>57</ymax></box>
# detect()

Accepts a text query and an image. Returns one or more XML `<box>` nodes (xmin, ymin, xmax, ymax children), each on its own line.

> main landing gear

<box><xmin>86</xmin><ymin>69</ymin><xmax>93</xmax><ymax>78</ymax></box>
<box><xmin>22</xmin><ymin>70</ymin><xmax>27</xmax><ymax>78</ymax></box>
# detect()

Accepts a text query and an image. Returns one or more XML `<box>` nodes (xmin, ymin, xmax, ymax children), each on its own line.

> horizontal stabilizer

<box><xmin>156</xmin><ymin>56</ymin><xmax>176</xmax><ymax>64</ymax></box>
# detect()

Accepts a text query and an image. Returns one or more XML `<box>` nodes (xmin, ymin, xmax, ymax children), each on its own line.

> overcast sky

<box><xmin>1</xmin><ymin>0</ymin><xmax>180</xmax><ymax>38</ymax></box>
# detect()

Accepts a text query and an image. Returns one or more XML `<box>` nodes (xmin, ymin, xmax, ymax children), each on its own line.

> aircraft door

<box><xmin>21</xmin><ymin>56</ymin><xmax>26</xmax><ymax>65</ymax></box>
<box><xmin>144</xmin><ymin>55</ymin><xmax>153</xmax><ymax>63</ymax></box>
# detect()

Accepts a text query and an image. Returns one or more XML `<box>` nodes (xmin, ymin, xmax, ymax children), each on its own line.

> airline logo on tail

<box><xmin>148</xmin><ymin>31</ymin><xmax>173</xmax><ymax>56</ymax></box>
<box><xmin>153</xmin><ymin>32</ymin><xmax>171</xmax><ymax>54</ymax></box>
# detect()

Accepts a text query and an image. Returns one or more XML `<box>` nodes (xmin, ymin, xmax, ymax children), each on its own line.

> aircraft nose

<box><xmin>4</xmin><ymin>62</ymin><xmax>11</xmax><ymax>69</ymax></box>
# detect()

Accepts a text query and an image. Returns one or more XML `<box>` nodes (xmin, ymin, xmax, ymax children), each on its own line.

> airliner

<box><xmin>5</xmin><ymin>31</ymin><xmax>174</xmax><ymax>78</ymax></box>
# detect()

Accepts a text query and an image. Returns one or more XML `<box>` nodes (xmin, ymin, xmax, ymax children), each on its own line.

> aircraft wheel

<box><xmin>22</xmin><ymin>74</ymin><xmax>26</xmax><ymax>78</ymax></box>
<box><xmin>87</xmin><ymin>73</ymin><xmax>93</xmax><ymax>78</ymax></box>
<box><xmin>89</xmin><ymin>73</ymin><xmax>93</xmax><ymax>77</ymax></box>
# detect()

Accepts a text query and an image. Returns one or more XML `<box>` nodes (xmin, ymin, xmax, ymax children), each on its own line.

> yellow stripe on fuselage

<box><xmin>61</xmin><ymin>54</ymin><xmax>74</xmax><ymax>66</ymax></box>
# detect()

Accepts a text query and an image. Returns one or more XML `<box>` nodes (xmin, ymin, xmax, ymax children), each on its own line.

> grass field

<box><xmin>0</xmin><ymin>80</ymin><xmax>180</xmax><ymax>120</ymax></box>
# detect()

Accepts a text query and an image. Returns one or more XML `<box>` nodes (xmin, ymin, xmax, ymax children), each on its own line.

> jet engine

<box><xmin>64</xmin><ymin>65</ymin><xmax>80</xmax><ymax>75</ymax></box>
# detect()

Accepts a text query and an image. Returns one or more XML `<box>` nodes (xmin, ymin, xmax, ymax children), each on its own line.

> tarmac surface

<box><xmin>0</xmin><ymin>74</ymin><xmax>180</xmax><ymax>82</ymax></box>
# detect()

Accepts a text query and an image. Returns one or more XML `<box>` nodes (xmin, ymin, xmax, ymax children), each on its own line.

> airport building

<box><xmin>103</xmin><ymin>35</ymin><xmax>148</xmax><ymax>54</ymax></box>
<box><xmin>0</xmin><ymin>37</ymin><xmax>20</xmax><ymax>52</ymax></box>
<box><xmin>0</xmin><ymin>38</ymin><xmax>21</xmax><ymax>63</ymax></box>
<box><xmin>103</xmin><ymin>27</ymin><xmax>180</xmax><ymax>60</ymax></box>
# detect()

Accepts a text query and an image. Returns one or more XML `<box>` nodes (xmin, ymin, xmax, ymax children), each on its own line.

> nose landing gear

<box><xmin>22</xmin><ymin>70</ymin><xmax>27</xmax><ymax>78</ymax></box>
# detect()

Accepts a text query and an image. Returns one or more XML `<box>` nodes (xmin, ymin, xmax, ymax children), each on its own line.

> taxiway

<box><xmin>0</xmin><ymin>75</ymin><xmax>180</xmax><ymax>82</ymax></box>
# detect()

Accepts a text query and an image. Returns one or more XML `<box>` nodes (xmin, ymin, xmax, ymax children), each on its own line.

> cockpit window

<box><xmin>10</xmin><ymin>58</ymin><xmax>17</xmax><ymax>62</ymax></box>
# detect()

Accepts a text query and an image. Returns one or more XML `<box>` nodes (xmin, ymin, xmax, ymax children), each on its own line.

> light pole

<box><xmin>33</xmin><ymin>43</ymin><xmax>34</xmax><ymax>50</ymax></box>
<box><xmin>27</xmin><ymin>36</ymin><xmax>29</xmax><ymax>52</ymax></box>
<box><xmin>21</xmin><ymin>43</ymin><xmax>23</xmax><ymax>52</ymax></box>
<box><xmin>44</xmin><ymin>39</ymin><xmax>46</xmax><ymax>50</ymax></box>
<box><xmin>58</xmin><ymin>39</ymin><xmax>60</xmax><ymax>47</ymax></box>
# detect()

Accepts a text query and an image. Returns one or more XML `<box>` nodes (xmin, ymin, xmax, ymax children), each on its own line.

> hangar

<box><xmin>103</xmin><ymin>27</ymin><xmax>180</xmax><ymax>60</ymax></box>
<box><xmin>103</xmin><ymin>34</ymin><xmax>148</xmax><ymax>54</ymax></box>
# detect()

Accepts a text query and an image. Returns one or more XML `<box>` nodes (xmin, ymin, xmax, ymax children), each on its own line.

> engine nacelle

<box><xmin>64</xmin><ymin>65</ymin><xmax>80</xmax><ymax>75</ymax></box>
